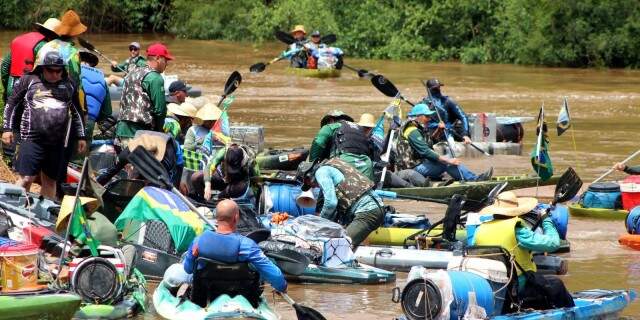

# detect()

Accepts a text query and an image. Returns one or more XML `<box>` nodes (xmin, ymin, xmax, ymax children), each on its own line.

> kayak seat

<box><xmin>190</xmin><ymin>257</ymin><xmax>262</xmax><ymax>309</ymax></box>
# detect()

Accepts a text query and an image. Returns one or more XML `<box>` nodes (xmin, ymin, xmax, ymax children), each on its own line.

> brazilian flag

<box><xmin>70</xmin><ymin>197</ymin><xmax>100</xmax><ymax>256</ymax></box>
<box><xmin>531</xmin><ymin>106</ymin><xmax>554</xmax><ymax>180</ymax></box>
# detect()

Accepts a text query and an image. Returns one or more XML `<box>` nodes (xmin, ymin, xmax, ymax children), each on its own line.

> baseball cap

<box><xmin>129</xmin><ymin>42</ymin><xmax>141</xmax><ymax>49</ymax></box>
<box><xmin>146</xmin><ymin>42</ymin><xmax>174</xmax><ymax>60</ymax></box>
<box><xmin>426</xmin><ymin>78</ymin><xmax>444</xmax><ymax>89</ymax></box>
<box><xmin>168</xmin><ymin>80</ymin><xmax>189</xmax><ymax>93</ymax></box>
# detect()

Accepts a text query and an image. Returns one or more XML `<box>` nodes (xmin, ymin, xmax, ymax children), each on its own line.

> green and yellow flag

<box><xmin>69</xmin><ymin>196</ymin><xmax>100</xmax><ymax>256</ymax></box>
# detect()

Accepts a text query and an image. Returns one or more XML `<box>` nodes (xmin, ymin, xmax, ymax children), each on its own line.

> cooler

<box><xmin>621</xmin><ymin>176</ymin><xmax>640</xmax><ymax>211</ymax></box>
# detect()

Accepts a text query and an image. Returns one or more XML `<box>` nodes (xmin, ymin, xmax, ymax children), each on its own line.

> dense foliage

<box><xmin>3</xmin><ymin>0</ymin><xmax>640</xmax><ymax>68</ymax></box>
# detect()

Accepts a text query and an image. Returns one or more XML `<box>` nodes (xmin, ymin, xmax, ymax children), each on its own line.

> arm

<box><xmin>3</xmin><ymin>76</ymin><xmax>29</xmax><ymax>132</ymax></box>
<box><xmin>1</xmin><ymin>52</ymin><xmax>10</xmax><ymax>96</ymax></box>
<box><xmin>624</xmin><ymin>165</ymin><xmax>640</xmax><ymax>175</ymax></box>
<box><xmin>183</xmin><ymin>127</ymin><xmax>197</xmax><ymax>151</ymax></box>
<box><xmin>239</xmin><ymin>238</ymin><xmax>287</xmax><ymax>292</ymax></box>
<box><xmin>70</xmin><ymin>83</ymin><xmax>87</xmax><ymax>140</ymax></box>
<box><xmin>308</xmin><ymin>123</ymin><xmax>338</xmax><ymax>161</ymax></box>
<box><xmin>142</xmin><ymin>72</ymin><xmax>167</xmax><ymax>132</ymax></box>
<box><xmin>515</xmin><ymin>218</ymin><xmax>560</xmax><ymax>253</ymax></box>
<box><xmin>112</xmin><ymin>59</ymin><xmax>128</xmax><ymax>73</ymax></box>
<box><xmin>315</xmin><ymin>166</ymin><xmax>342</xmax><ymax>221</ymax></box>
<box><xmin>406</xmin><ymin>128</ymin><xmax>440</xmax><ymax>162</ymax></box>
<box><xmin>182</xmin><ymin>239</ymin><xmax>198</xmax><ymax>274</ymax></box>
<box><xmin>446</xmin><ymin>98</ymin><xmax>469</xmax><ymax>136</ymax></box>
<box><xmin>97</xmin><ymin>82</ymin><xmax>113</xmax><ymax>122</ymax></box>
<box><xmin>204</xmin><ymin>147</ymin><xmax>226</xmax><ymax>183</ymax></box>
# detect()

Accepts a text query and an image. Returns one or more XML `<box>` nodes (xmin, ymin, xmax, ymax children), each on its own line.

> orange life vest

<box><xmin>9</xmin><ymin>32</ymin><xmax>45</xmax><ymax>76</ymax></box>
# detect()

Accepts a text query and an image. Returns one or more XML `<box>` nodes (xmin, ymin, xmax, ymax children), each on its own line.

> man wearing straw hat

<box><xmin>55</xmin><ymin>196</ymin><xmax>117</xmax><ymax>247</ymax></box>
<box><xmin>286</xmin><ymin>24</ymin><xmax>308</xmax><ymax>68</ymax></box>
<box><xmin>79</xmin><ymin>49</ymin><xmax>112</xmax><ymax>146</ymax></box>
<box><xmin>164</xmin><ymin>101</ymin><xmax>197</xmax><ymax>143</ymax></box>
<box><xmin>474</xmin><ymin>192</ymin><xmax>574</xmax><ymax>310</ymax></box>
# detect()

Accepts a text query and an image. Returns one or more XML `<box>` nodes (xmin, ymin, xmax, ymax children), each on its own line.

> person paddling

<box><xmin>613</xmin><ymin>162</ymin><xmax>640</xmax><ymax>175</ymax></box>
<box><xmin>420</xmin><ymin>78</ymin><xmax>472</xmax><ymax>144</ymax></box>
<box><xmin>284</xmin><ymin>25</ymin><xmax>308</xmax><ymax>68</ymax></box>
<box><xmin>105</xmin><ymin>42</ymin><xmax>147</xmax><ymax>86</ymax></box>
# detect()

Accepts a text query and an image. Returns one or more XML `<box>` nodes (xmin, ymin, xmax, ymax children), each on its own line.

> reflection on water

<box><xmin>1</xmin><ymin>32</ymin><xmax>639</xmax><ymax>318</ymax></box>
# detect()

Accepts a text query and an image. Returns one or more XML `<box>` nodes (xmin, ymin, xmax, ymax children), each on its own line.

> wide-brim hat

<box><xmin>196</xmin><ymin>103</ymin><xmax>222</xmax><ymax>121</ymax></box>
<box><xmin>168</xmin><ymin>102</ymin><xmax>197</xmax><ymax>118</ymax></box>
<box><xmin>358</xmin><ymin>113</ymin><xmax>376</xmax><ymax>128</ymax></box>
<box><xmin>79</xmin><ymin>48</ymin><xmax>99</xmax><ymax>66</ymax></box>
<box><xmin>320</xmin><ymin>110</ymin><xmax>353</xmax><ymax>127</ymax></box>
<box><xmin>479</xmin><ymin>191</ymin><xmax>538</xmax><ymax>217</ymax></box>
<box><xmin>54</xmin><ymin>10</ymin><xmax>87</xmax><ymax>37</ymax></box>
<box><xmin>34</xmin><ymin>18</ymin><xmax>60</xmax><ymax>38</ymax></box>
<box><xmin>55</xmin><ymin>196</ymin><xmax>100</xmax><ymax>232</ymax></box>
<box><xmin>291</xmin><ymin>25</ymin><xmax>306</xmax><ymax>34</ymax></box>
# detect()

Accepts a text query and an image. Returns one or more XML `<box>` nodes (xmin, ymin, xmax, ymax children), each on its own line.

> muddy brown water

<box><xmin>1</xmin><ymin>32</ymin><xmax>640</xmax><ymax>319</ymax></box>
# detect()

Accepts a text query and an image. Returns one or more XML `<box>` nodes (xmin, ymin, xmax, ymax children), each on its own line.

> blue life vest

<box><xmin>81</xmin><ymin>65</ymin><xmax>107</xmax><ymax>121</ymax></box>
<box><xmin>196</xmin><ymin>231</ymin><xmax>244</xmax><ymax>264</ymax></box>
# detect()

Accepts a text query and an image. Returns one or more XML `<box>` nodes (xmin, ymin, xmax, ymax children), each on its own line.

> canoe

<box><xmin>354</xmin><ymin>246</ymin><xmax>567</xmax><ymax>275</ymax></box>
<box><xmin>491</xmin><ymin>289</ymin><xmax>636</xmax><ymax>320</ymax></box>
<box><xmin>256</xmin><ymin>147</ymin><xmax>309</xmax><ymax>171</ymax></box>
<box><xmin>568</xmin><ymin>203</ymin><xmax>628</xmax><ymax>220</ymax></box>
<box><xmin>286</xmin><ymin>262</ymin><xmax>396</xmax><ymax>284</ymax></box>
<box><xmin>619</xmin><ymin>233</ymin><xmax>640</xmax><ymax>250</ymax></box>
<box><xmin>286</xmin><ymin>67</ymin><xmax>341</xmax><ymax>78</ymax></box>
<box><xmin>0</xmin><ymin>291</ymin><xmax>82</xmax><ymax>320</ymax></box>
<box><xmin>153</xmin><ymin>280</ymin><xmax>278</xmax><ymax>320</ymax></box>
<box><xmin>387</xmin><ymin>174</ymin><xmax>561</xmax><ymax>203</ymax></box>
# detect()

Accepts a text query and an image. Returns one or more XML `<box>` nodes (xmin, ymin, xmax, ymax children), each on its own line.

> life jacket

<box><xmin>331</xmin><ymin>120</ymin><xmax>371</xmax><ymax>157</ymax></box>
<box><xmin>394</xmin><ymin>120</ymin><xmax>425</xmax><ymax>170</ymax></box>
<box><xmin>323</xmin><ymin>157</ymin><xmax>374</xmax><ymax>214</ymax></box>
<box><xmin>9</xmin><ymin>32</ymin><xmax>45</xmax><ymax>76</ymax></box>
<box><xmin>190</xmin><ymin>231</ymin><xmax>261</xmax><ymax>307</ymax></box>
<box><xmin>81</xmin><ymin>65</ymin><xmax>107</xmax><ymax>121</ymax></box>
<box><xmin>119</xmin><ymin>66</ymin><xmax>156</xmax><ymax>126</ymax></box>
<box><xmin>474</xmin><ymin>217</ymin><xmax>537</xmax><ymax>275</ymax></box>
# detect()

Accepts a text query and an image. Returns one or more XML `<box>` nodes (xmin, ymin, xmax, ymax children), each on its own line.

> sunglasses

<box><xmin>45</xmin><ymin>67</ymin><xmax>63</xmax><ymax>74</ymax></box>
<box><xmin>129</xmin><ymin>47</ymin><xmax>139</xmax><ymax>51</ymax></box>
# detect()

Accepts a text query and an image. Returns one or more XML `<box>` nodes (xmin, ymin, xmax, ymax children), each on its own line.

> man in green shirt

<box><xmin>115</xmin><ymin>43</ymin><xmax>173</xmax><ymax>148</ymax></box>
<box><xmin>106</xmin><ymin>42</ymin><xmax>147</xmax><ymax>86</ymax></box>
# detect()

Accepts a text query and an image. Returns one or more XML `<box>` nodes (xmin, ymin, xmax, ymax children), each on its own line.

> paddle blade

<box><xmin>371</xmin><ymin>74</ymin><xmax>399</xmax><ymax>98</ymax></box>
<box><xmin>223</xmin><ymin>71</ymin><xmax>242</xmax><ymax>96</ymax></box>
<box><xmin>267</xmin><ymin>249</ymin><xmax>310</xmax><ymax>276</ymax></box>
<box><xmin>553</xmin><ymin>167</ymin><xmax>582</xmax><ymax>204</ymax></box>
<box><xmin>128</xmin><ymin>146</ymin><xmax>172</xmax><ymax>189</ymax></box>
<box><xmin>250</xmin><ymin>63</ymin><xmax>266</xmax><ymax>73</ymax></box>
<box><xmin>357</xmin><ymin>69</ymin><xmax>372</xmax><ymax>79</ymax></box>
<box><xmin>78</xmin><ymin>37</ymin><xmax>96</xmax><ymax>51</ymax></box>
<box><xmin>321</xmin><ymin>34</ymin><xmax>337</xmax><ymax>45</ymax></box>
<box><xmin>293</xmin><ymin>303</ymin><xmax>327</xmax><ymax>320</ymax></box>
<box><xmin>275</xmin><ymin>30</ymin><xmax>295</xmax><ymax>45</ymax></box>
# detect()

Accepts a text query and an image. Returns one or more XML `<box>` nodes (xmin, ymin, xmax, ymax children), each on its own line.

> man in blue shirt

<box><xmin>420</xmin><ymin>78</ymin><xmax>472</xmax><ymax>144</ymax></box>
<box><xmin>183</xmin><ymin>199</ymin><xmax>287</xmax><ymax>306</ymax></box>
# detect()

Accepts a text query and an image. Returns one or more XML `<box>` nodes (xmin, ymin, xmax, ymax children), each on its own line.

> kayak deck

<box><xmin>568</xmin><ymin>203</ymin><xmax>628</xmax><ymax>220</ymax></box>
<box><xmin>0</xmin><ymin>292</ymin><xmax>82</xmax><ymax>320</ymax></box>
<box><xmin>286</xmin><ymin>263</ymin><xmax>396</xmax><ymax>284</ymax></box>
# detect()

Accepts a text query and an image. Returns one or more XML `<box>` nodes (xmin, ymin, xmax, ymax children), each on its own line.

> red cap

<box><xmin>146</xmin><ymin>43</ymin><xmax>174</xmax><ymax>60</ymax></box>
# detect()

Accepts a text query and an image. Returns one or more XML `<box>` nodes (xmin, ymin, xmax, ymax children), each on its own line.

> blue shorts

<box><xmin>15</xmin><ymin>140</ymin><xmax>65</xmax><ymax>179</ymax></box>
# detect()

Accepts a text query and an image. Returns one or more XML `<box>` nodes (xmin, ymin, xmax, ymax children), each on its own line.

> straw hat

<box><xmin>34</xmin><ymin>18</ymin><xmax>60</xmax><ymax>38</ymax></box>
<box><xmin>358</xmin><ymin>113</ymin><xmax>376</xmax><ymax>128</ymax></box>
<box><xmin>479</xmin><ymin>192</ymin><xmax>538</xmax><ymax>217</ymax></box>
<box><xmin>291</xmin><ymin>25</ymin><xmax>306</xmax><ymax>34</ymax></box>
<box><xmin>196</xmin><ymin>103</ymin><xmax>222</xmax><ymax>121</ymax></box>
<box><xmin>54</xmin><ymin>10</ymin><xmax>87</xmax><ymax>37</ymax></box>
<box><xmin>55</xmin><ymin>196</ymin><xmax>100</xmax><ymax>232</ymax></box>
<box><xmin>168</xmin><ymin>102</ymin><xmax>197</xmax><ymax>118</ymax></box>
<box><xmin>186</xmin><ymin>96</ymin><xmax>207</xmax><ymax>110</ymax></box>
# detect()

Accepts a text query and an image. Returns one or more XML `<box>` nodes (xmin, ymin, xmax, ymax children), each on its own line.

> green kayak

<box><xmin>286</xmin><ymin>262</ymin><xmax>396</xmax><ymax>284</ymax></box>
<box><xmin>153</xmin><ymin>280</ymin><xmax>279</xmax><ymax>320</ymax></box>
<box><xmin>387</xmin><ymin>174</ymin><xmax>561</xmax><ymax>202</ymax></box>
<box><xmin>286</xmin><ymin>67</ymin><xmax>341</xmax><ymax>78</ymax></box>
<box><xmin>568</xmin><ymin>203</ymin><xmax>629</xmax><ymax>220</ymax></box>
<box><xmin>0</xmin><ymin>291</ymin><xmax>82</xmax><ymax>320</ymax></box>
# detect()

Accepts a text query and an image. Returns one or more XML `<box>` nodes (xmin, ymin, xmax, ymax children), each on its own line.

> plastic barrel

<box><xmin>448</xmin><ymin>271</ymin><xmax>495</xmax><ymax>318</ymax></box>
<box><xmin>626</xmin><ymin>206</ymin><xmax>640</xmax><ymax>234</ymax></box>
<box><xmin>268</xmin><ymin>183</ymin><xmax>314</xmax><ymax>217</ymax></box>
<box><xmin>550</xmin><ymin>204</ymin><xmax>569</xmax><ymax>240</ymax></box>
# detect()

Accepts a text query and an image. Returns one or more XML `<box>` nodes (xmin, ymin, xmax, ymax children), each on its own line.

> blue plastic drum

<box><xmin>448</xmin><ymin>271</ymin><xmax>495</xmax><ymax>318</ymax></box>
<box><xmin>268</xmin><ymin>183</ymin><xmax>315</xmax><ymax>217</ymax></box>
<box><xmin>625</xmin><ymin>206</ymin><xmax>640</xmax><ymax>234</ymax></box>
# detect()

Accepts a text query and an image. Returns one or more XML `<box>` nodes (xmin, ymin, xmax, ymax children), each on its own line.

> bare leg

<box><xmin>15</xmin><ymin>175</ymin><xmax>36</xmax><ymax>192</ymax></box>
<box><xmin>39</xmin><ymin>172</ymin><xmax>57</xmax><ymax>199</ymax></box>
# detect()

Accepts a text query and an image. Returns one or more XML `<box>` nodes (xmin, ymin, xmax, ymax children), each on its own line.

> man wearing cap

<box><xmin>2</xmin><ymin>50</ymin><xmax>86</xmax><ymax>199</ymax></box>
<box><xmin>115</xmin><ymin>42</ymin><xmax>173</xmax><ymax>148</ymax></box>
<box><xmin>80</xmin><ymin>49</ymin><xmax>112</xmax><ymax>145</ymax></box>
<box><xmin>285</xmin><ymin>25</ymin><xmax>308</xmax><ymax>68</ymax></box>
<box><xmin>309</xmin><ymin>110</ymin><xmax>375</xmax><ymax>180</ymax></box>
<box><xmin>167</xmin><ymin>80</ymin><xmax>189</xmax><ymax>104</ymax></box>
<box><xmin>297</xmin><ymin>159</ymin><xmax>384</xmax><ymax>248</ymax></box>
<box><xmin>305</xmin><ymin>30</ymin><xmax>324</xmax><ymax>68</ymax></box>
<box><xmin>474</xmin><ymin>192</ymin><xmax>573</xmax><ymax>310</ymax></box>
<box><xmin>395</xmin><ymin>104</ymin><xmax>491</xmax><ymax>182</ymax></box>
<box><xmin>164</xmin><ymin>101</ymin><xmax>196</xmax><ymax>143</ymax></box>
<box><xmin>420</xmin><ymin>78</ymin><xmax>472</xmax><ymax>144</ymax></box>
<box><xmin>111</xmin><ymin>42</ymin><xmax>147</xmax><ymax>74</ymax></box>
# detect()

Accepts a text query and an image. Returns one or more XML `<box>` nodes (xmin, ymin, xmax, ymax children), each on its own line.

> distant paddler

<box><xmin>105</xmin><ymin>41</ymin><xmax>147</xmax><ymax>86</ymax></box>
<box><xmin>285</xmin><ymin>25</ymin><xmax>308</xmax><ymax>68</ymax></box>
<box><xmin>420</xmin><ymin>78</ymin><xmax>472</xmax><ymax>144</ymax></box>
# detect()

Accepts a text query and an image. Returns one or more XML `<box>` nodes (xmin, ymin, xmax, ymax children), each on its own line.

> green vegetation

<box><xmin>2</xmin><ymin>0</ymin><xmax>640</xmax><ymax>68</ymax></box>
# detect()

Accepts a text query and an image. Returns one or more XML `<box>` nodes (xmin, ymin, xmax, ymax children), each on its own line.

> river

<box><xmin>1</xmin><ymin>32</ymin><xmax>639</xmax><ymax>319</ymax></box>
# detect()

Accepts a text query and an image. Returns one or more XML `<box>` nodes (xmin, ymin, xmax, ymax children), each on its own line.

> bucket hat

<box><xmin>34</xmin><ymin>18</ymin><xmax>60</xmax><ymax>38</ymax></box>
<box><xmin>168</xmin><ymin>101</ymin><xmax>197</xmax><ymax>118</ymax></box>
<box><xmin>291</xmin><ymin>25</ymin><xmax>306</xmax><ymax>34</ymax></box>
<box><xmin>320</xmin><ymin>110</ymin><xmax>354</xmax><ymax>127</ymax></box>
<box><xmin>407</xmin><ymin>103</ymin><xmax>436</xmax><ymax>117</ymax></box>
<box><xmin>54</xmin><ymin>10</ymin><xmax>87</xmax><ymax>37</ymax></box>
<box><xmin>196</xmin><ymin>103</ymin><xmax>222</xmax><ymax>121</ymax></box>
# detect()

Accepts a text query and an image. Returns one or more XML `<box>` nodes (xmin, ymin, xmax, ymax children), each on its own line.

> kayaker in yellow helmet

<box><xmin>473</xmin><ymin>192</ymin><xmax>574</xmax><ymax>311</ymax></box>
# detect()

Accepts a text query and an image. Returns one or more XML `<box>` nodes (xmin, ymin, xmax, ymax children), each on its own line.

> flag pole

<box><xmin>534</xmin><ymin>103</ymin><xmax>545</xmax><ymax>198</ymax></box>
<box><xmin>565</xmin><ymin>97</ymin><xmax>577</xmax><ymax>153</ymax></box>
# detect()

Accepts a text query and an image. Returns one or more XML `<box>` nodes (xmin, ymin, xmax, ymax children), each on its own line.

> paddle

<box><xmin>78</xmin><ymin>37</ymin><xmax>127</xmax><ymax>73</ymax></box>
<box><xmin>531</xmin><ymin>167</ymin><xmax>582</xmax><ymax>231</ymax></box>
<box><xmin>375</xmin><ymin>190</ymin><xmax>449</xmax><ymax>204</ymax></box>
<box><xmin>250</xmin><ymin>56</ymin><xmax>286</xmax><ymax>74</ymax></box>
<box><xmin>275</xmin><ymin>30</ymin><xmax>295</xmax><ymax>45</ymax></box>
<box><xmin>217</xmin><ymin>71</ymin><xmax>242</xmax><ymax>107</ymax></box>
<box><xmin>343</xmin><ymin>64</ymin><xmax>375</xmax><ymax>78</ymax></box>
<box><xmin>592</xmin><ymin>149</ymin><xmax>640</xmax><ymax>184</ymax></box>
<box><xmin>370</xmin><ymin>74</ymin><xmax>415</xmax><ymax>106</ymax></box>
<box><xmin>127</xmin><ymin>146</ymin><xmax>216</xmax><ymax>229</ymax></box>
<box><xmin>265</xmin><ymin>249</ymin><xmax>310</xmax><ymax>276</ymax></box>
<box><xmin>280</xmin><ymin>293</ymin><xmax>327</xmax><ymax>320</ymax></box>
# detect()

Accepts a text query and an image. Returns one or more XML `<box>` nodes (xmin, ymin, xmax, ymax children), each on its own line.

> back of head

<box><xmin>216</xmin><ymin>199</ymin><xmax>239</xmax><ymax>225</ymax></box>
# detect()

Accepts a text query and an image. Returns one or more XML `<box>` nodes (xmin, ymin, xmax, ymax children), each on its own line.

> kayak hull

<box><xmin>286</xmin><ymin>263</ymin><xmax>396</xmax><ymax>284</ymax></box>
<box><xmin>568</xmin><ymin>204</ymin><xmax>628</xmax><ymax>220</ymax></box>
<box><xmin>619</xmin><ymin>233</ymin><xmax>640</xmax><ymax>250</ymax></box>
<box><xmin>286</xmin><ymin>67</ymin><xmax>341</xmax><ymax>78</ymax></box>
<box><xmin>0</xmin><ymin>291</ymin><xmax>82</xmax><ymax>320</ymax></box>
<box><xmin>256</xmin><ymin>147</ymin><xmax>309</xmax><ymax>171</ymax></box>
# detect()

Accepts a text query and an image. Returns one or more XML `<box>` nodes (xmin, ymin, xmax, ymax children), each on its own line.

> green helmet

<box><xmin>320</xmin><ymin>110</ymin><xmax>354</xmax><ymax>127</ymax></box>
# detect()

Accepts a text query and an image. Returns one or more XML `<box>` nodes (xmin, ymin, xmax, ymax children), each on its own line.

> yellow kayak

<box><xmin>568</xmin><ymin>203</ymin><xmax>628</xmax><ymax>220</ymax></box>
<box><xmin>366</xmin><ymin>227</ymin><xmax>467</xmax><ymax>246</ymax></box>
<box><xmin>286</xmin><ymin>67</ymin><xmax>341</xmax><ymax>78</ymax></box>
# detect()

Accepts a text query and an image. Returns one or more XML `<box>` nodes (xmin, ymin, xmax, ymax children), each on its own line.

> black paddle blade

<box><xmin>245</xmin><ymin>228</ymin><xmax>271</xmax><ymax>243</ymax></box>
<box><xmin>128</xmin><ymin>146</ymin><xmax>172</xmax><ymax>189</ymax></box>
<box><xmin>553</xmin><ymin>167</ymin><xmax>582</xmax><ymax>204</ymax></box>
<box><xmin>267</xmin><ymin>249</ymin><xmax>310</xmax><ymax>276</ymax></box>
<box><xmin>275</xmin><ymin>30</ymin><xmax>295</xmax><ymax>45</ymax></box>
<box><xmin>223</xmin><ymin>71</ymin><xmax>242</xmax><ymax>96</ymax></box>
<box><xmin>249</xmin><ymin>63</ymin><xmax>266</xmax><ymax>73</ymax></box>
<box><xmin>486</xmin><ymin>182</ymin><xmax>509</xmax><ymax>205</ymax></box>
<box><xmin>357</xmin><ymin>69</ymin><xmax>372</xmax><ymax>78</ymax></box>
<box><xmin>320</xmin><ymin>34</ymin><xmax>337</xmax><ymax>45</ymax></box>
<box><xmin>294</xmin><ymin>303</ymin><xmax>327</xmax><ymax>320</ymax></box>
<box><xmin>371</xmin><ymin>74</ymin><xmax>400</xmax><ymax>98</ymax></box>
<box><xmin>78</xmin><ymin>37</ymin><xmax>95</xmax><ymax>51</ymax></box>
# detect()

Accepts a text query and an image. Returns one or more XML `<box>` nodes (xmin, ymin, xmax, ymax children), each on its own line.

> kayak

<box><xmin>0</xmin><ymin>291</ymin><xmax>82</xmax><ymax>320</ymax></box>
<box><xmin>491</xmin><ymin>289</ymin><xmax>636</xmax><ymax>320</ymax></box>
<box><xmin>619</xmin><ymin>233</ymin><xmax>640</xmax><ymax>250</ymax></box>
<box><xmin>256</xmin><ymin>147</ymin><xmax>309</xmax><ymax>171</ymax></box>
<box><xmin>153</xmin><ymin>280</ymin><xmax>278</xmax><ymax>320</ymax></box>
<box><xmin>287</xmin><ymin>262</ymin><xmax>396</xmax><ymax>284</ymax></box>
<box><xmin>387</xmin><ymin>175</ymin><xmax>561</xmax><ymax>202</ymax></box>
<box><xmin>354</xmin><ymin>246</ymin><xmax>568</xmax><ymax>275</ymax></box>
<box><xmin>433</xmin><ymin>141</ymin><xmax>523</xmax><ymax>158</ymax></box>
<box><xmin>74</xmin><ymin>269</ymin><xmax>147</xmax><ymax>320</ymax></box>
<box><xmin>568</xmin><ymin>203</ymin><xmax>628</xmax><ymax>220</ymax></box>
<box><xmin>286</xmin><ymin>67</ymin><xmax>341</xmax><ymax>78</ymax></box>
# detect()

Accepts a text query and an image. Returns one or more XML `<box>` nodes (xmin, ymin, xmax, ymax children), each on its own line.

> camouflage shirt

<box><xmin>116</xmin><ymin>67</ymin><xmax>166</xmax><ymax>138</ymax></box>
<box><xmin>395</xmin><ymin>120</ymin><xmax>439</xmax><ymax>170</ymax></box>
<box><xmin>322</xmin><ymin>157</ymin><xmax>374</xmax><ymax>214</ymax></box>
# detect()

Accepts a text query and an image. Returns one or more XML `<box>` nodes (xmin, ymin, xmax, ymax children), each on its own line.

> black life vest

<box><xmin>332</xmin><ymin>120</ymin><xmax>372</xmax><ymax>157</ymax></box>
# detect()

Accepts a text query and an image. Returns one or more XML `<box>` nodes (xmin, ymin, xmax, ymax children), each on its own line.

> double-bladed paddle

<box><xmin>217</xmin><ymin>71</ymin><xmax>242</xmax><ymax>107</ymax></box>
<box><xmin>78</xmin><ymin>37</ymin><xmax>127</xmax><ymax>73</ymax></box>
<box><xmin>531</xmin><ymin>167</ymin><xmax>582</xmax><ymax>231</ymax></box>
<box><xmin>265</xmin><ymin>249</ymin><xmax>310</xmax><ymax>276</ymax></box>
<box><xmin>370</xmin><ymin>74</ymin><xmax>415</xmax><ymax>106</ymax></box>
<box><xmin>280</xmin><ymin>293</ymin><xmax>327</xmax><ymax>320</ymax></box>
